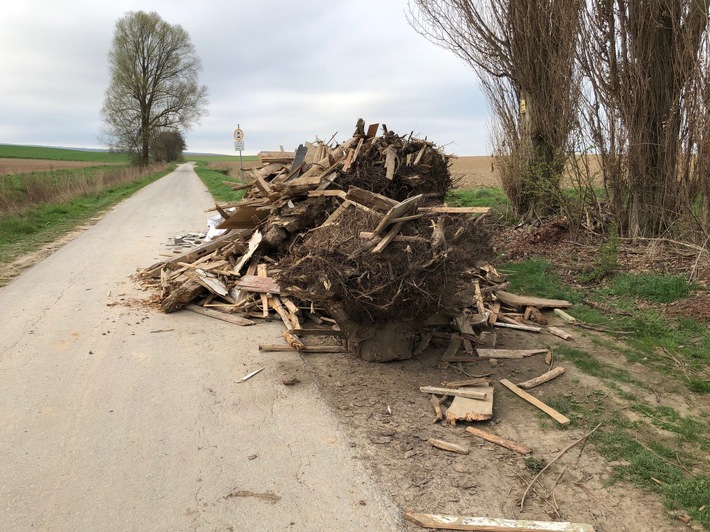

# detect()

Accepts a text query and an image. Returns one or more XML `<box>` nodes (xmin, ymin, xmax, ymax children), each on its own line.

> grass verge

<box><xmin>0</xmin><ymin>165</ymin><xmax>173</xmax><ymax>272</ymax></box>
<box><xmin>193</xmin><ymin>161</ymin><xmax>247</xmax><ymax>203</ymax></box>
<box><xmin>504</xmin><ymin>257</ymin><xmax>710</xmax><ymax>528</ymax></box>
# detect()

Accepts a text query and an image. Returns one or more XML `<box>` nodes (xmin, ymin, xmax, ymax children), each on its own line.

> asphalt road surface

<box><xmin>0</xmin><ymin>163</ymin><xmax>402</xmax><ymax>531</ymax></box>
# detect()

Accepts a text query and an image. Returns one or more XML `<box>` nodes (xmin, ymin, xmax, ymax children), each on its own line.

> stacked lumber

<box><xmin>137</xmin><ymin>119</ymin><xmax>573</xmax><ymax>362</ymax></box>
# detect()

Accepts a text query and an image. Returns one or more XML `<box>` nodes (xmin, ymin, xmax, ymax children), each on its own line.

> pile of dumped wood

<box><xmin>137</xmin><ymin>120</ymin><xmax>572</xmax><ymax>363</ymax></box>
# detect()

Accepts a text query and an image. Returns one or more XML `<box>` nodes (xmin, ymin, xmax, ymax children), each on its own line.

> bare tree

<box><xmin>580</xmin><ymin>0</ymin><xmax>710</xmax><ymax>238</ymax></box>
<box><xmin>101</xmin><ymin>11</ymin><xmax>207</xmax><ymax>166</ymax></box>
<box><xmin>408</xmin><ymin>0</ymin><xmax>583</xmax><ymax>216</ymax></box>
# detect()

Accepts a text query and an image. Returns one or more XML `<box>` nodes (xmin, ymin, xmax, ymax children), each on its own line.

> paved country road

<box><xmin>0</xmin><ymin>163</ymin><xmax>402</xmax><ymax>531</ymax></box>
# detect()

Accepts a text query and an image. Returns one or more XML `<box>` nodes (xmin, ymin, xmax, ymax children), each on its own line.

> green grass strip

<box><xmin>0</xmin><ymin>144</ymin><xmax>129</xmax><ymax>163</ymax></box>
<box><xmin>193</xmin><ymin>162</ymin><xmax>247</xmax><ymax>203</ymax></box>
<box><xmin>0</xmin><ymin>166</ymin><xmax>173</xmax><ymax>270</ymax></box>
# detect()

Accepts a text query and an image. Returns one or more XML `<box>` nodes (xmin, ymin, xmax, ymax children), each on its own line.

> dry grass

<box><xmin>0</xmin><ymin>164</ymin><xmax>167</xmax><ymax>216</ymax></box>
<box><xmin>0</xmin><ymin>158</ymin><xmax>123</xmax><ymax>176</ymax></box>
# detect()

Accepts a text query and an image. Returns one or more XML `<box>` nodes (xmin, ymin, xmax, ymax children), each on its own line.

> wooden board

<box><xmin>216</xmin><ymin>205</ymin><xmax>269</xmax><ymax>230</ymax></box>
<box><xmin>445</xmin><ymin>387</ymin><xmax>494</xmax><ymax>424</ymax></box>
<box><xmin>492</xmin><ymin>322</ymin><xmax>542</xmax><ymax>333</ymax></box>
<box><xmin>420</xmin><ymin>386</ymin><xmax>487</xmax><ymax>401</ymax></box>
<box><xmin>234</xmin><ymin>274</ymin><xmax>281</xmax><ymax>294</ymax></box>
<box><xmin>499</xmin><ymin>379</ymin><xmax>571</xmax><ymax>425</ymax></box>
<box><xmin>345</xmin><ymin>185</ymin><xmax>398</xmax><ymax>212</ymax></box>
<box><xmin>497</xmin><ymin>291</ymin><xmax>572</xmax><ymax>310</ymax></box>
<box><xmin>476</xmin><ymin>349</ymin><xmax>548</xmax><ymax>359</ymax></box>
<box><xmin>184</xmin><ymin>304</ymin><xmax>255</xmax><ymax>326</ymax></box>
<box><xmin>233</xmin><ymin>230</ymin><xmax>262</xmax><ymax>274</ymax></box>
<box><xmin>419</xmin><ymin>206</ymin><xmax>491</xmax><ymax>214</ymax></box>
<box><xmin>403</xmin><ymin>512</ymin><xmax>596</xmax><ymax>531</ymax></box>
<box><xmin>384</xmin><ymin>145</ymin><xmax>397</xmax><ymax>180</ymax></box>
<box><xmin>371</xmin><ymin>194</ymin><xmax>423</xmax><ymax>237</ymax></box>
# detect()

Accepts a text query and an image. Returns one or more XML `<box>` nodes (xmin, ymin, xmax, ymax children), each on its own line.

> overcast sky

<box><xmin>0</xmin><ymin>1</ymin><xmax>490</xmax><ymax>156</ymax></box>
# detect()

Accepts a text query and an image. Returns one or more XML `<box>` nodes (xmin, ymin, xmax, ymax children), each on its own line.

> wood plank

<box><xmin>445</xmin><ymin>387</ymin><xmax>494</xmax><ymax>424</ymax></box>
<box><xmin>412</xmin><ymin>145</ymin><xmax>427</xmax><ymax>165</ymax></box>
<box><xmin>233</xmin><ymin>230</ymin><xmax>262</xmax><ymax>274</ymax></box>
<box><xmin>307</xmin><ymin>189</ymin><xmax>347</xmax><ymax>198</ymax></box>
<box><xmin>290</xmin><ymin>328</ymin><xmax>344</xmax><ymax>337</ymax></box>
<box><xmin>258</xmin><ymin>344</ymin><xmax>349</xmax><ymax>353</ymax></box>
<box><xmin>358</xmin><ymin>232</ymin><xmax>427</xmax><ymax>243</ymax></box>
<box><xmin>465</xmin><ymin>426</ymin><xmax>532</xmax><ymax>455</ymax></box>
<box><xmin>441</xmin><ymin>378</ymin><xmax>490</xmax><ymax>388</ymax></box>
<box><xmin>492</xmin><ymin>322</ymin><xmax>542</xmax><ymax>332</ymax></box>
<box><xmin>191</xmin><ymin>270</ymin><xmax>233</xmax><ymax>300</ymax></box>
<box><xmin>257</xmin><ymin>263</ymin><xmax>269</xmax><ymax>318</ymax></box>
<box><xmin>345</xmin><ymin>185</ymin><xmax>398</xmax><ymax>212</ymax></box>
<box><xmin>497</xmin><ymin>291</ymin><xmax>572</xmax><ymax>310</ymax></box>
<box><xmin>258</xmin><ymin>150</ymin><xmax>295</xmax><ymax>164</ymax></box>
<box><xmin>365</xmin><ymin>122</ymin><xmax>380</xmax><ymax>138</ymax></box>
<box><xmin>517</xmin><ymin>367</ymin><xmax>566</xmax><ymax>390</ymax></box>
<box><xmin>419</xmin><ymin>206</ymin><xmax>491</xmax><ymax>214</ymax></box>
<box><xmin>553</xmin><ymin>308</ymin><xmax>577</xmax><ymax>322</ymax></box>
<box><xmin>427</xmin><ymin>438</ymin><xmax>469</xmax><ymax>455</ymax></box>
<box><xmin>371</xmin><ymin>194</ymin><xmax>423</xmax><ymax>237</ymax></box>
<box><xmin>384</xmin><ymin>145</ymin><xmax>397</xmax><ymax>180</ymax></box>
<box><xmin>547</xmin><ymin>326</ymin><xmax>573</xmax><ymax>340</ymax></box>
<box><xmin>234</xmin><ymin>274</ymin><xmax>281</xmax><ymax>294</ymax></box>
<box><xmin>403</xmin><ymin>512</ymin><xmax>596</xmax><ymax>531</ymax></box>
<box><xmin>372</xmin><ymin>221</ymin><xmax>404</xmax><ymax>253</ymax></box>
<box><xmin>476</xmin><ymin>348</ymin><xmax>548</xmax><ymax>359</ymax></box>
<box><xmin>216</xmin><ymin>205</ymin><xmax>269</xmax><ymax>230</ymax></box>
<box><xmin>499</xmin><ymin>379</ymin><xmax>571</xmax><ymax>425</ymax></box>
<box><xmin>163</xmin><ymin>232</ymin><xmax>236</xmax><ymax>269</ymax></box>
<box><xmin>419</xmin><ymin>386</ymin><xmax>487</xmax><ymax>401</ymax></box>
<box><xmin>184</xmin><ymin>304</ymin><xmax>255</xmax><ymax>326</ymax></box>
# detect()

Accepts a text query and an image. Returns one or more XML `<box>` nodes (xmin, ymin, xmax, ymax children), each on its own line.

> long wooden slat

<box><xmin>403</xmin><ymin>512</ymin><xmax>595</xmax><ymax>531</ymax></box>
<box><xmin>499</xmin><ymin>379</ymin><xmax>571</xmax><ymax>425</ymax></box>
<box><xmin>497</xmin><ymin>291</ymin><xmax>572</xmax><ymax>309</ymax></box>
<box><xmin>476</xmin><ymin>349</ymin><xmax>548</xmax><ymax>359</ymax></box>
<box><xmin>419</xmin><ymin>386</ymin><xmax>487</xmax><ymax>401</ymax></box>
<box><xmin>184</xmin><ymin>304</ymin><xmax>255</xmax><ymax>326</ymax></box>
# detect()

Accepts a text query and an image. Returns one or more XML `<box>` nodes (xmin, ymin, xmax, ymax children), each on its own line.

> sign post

<box><xmin>233</xmin><ymin>125</ymin><xmax>246</xmax><ymax>181</ymax></box>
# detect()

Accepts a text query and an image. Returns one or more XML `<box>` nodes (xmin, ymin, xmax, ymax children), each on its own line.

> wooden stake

<box><xmin>517</xmin><ymin>367</ymin><xmax>566</xmax><ymax>390</ymax></box>
<box><xmin>427</xmin><ymin>438</ymin><xmax>469</xmax><ymax>455</ymax></box>
<box><xmin>465</xmin><ymin>426</ymin><xmax>532</xmax><ymax>455</ymax></box>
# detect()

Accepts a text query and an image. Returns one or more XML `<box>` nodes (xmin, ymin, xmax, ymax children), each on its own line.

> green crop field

<box><xmin>0</xmin><ymin>144</ymin><xmax>129</xmax><ymax>163</ymax></box>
